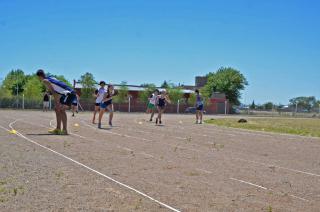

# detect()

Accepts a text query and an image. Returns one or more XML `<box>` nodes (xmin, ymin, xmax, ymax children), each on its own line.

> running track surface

<box><xmin>0</xmin><ymin>110</ymin><xmax>320</xmax><ymax>211</ymax></box>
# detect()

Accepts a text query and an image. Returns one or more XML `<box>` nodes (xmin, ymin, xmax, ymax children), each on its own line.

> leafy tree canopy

<box><xmin>202</xmin><ymin>67</ymin><xmax>248</xmax><ymax>105</ymax></box>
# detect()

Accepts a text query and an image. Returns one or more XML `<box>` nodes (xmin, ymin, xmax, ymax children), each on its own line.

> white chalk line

<box><xmin>229</xmin><ymin>177</ymin><xmax>310</xmax><ymax>202</ymax></box>
<box><xmin>195</xmin><ymin>168</ymin><xmax>212</xmax><ymax>174</ymax></box>
<box><xmin>12</xmin><ymin>118</ymin><xmax>320</xmax><ymax>179</ymax></box>
<box><xmin>77</xmin><ymin>119</ymin><xmax>320</xmax><ymax>179</ymax></box>
<box><xmin>233</xmin><ymin>157</ymin><xmax>320</xmax><ymax>178</ymax></box>
<box><xmin>230</xmin><ymin>177</ymin><xmax>267</xmax><ymax>190</ymax></box>
<box><xmin>48</xmin><ymin>120</ymin><xmax>161</xmax><ymax>161</ymax></box>
<box><xmin>4</xmin><ymin>120</ymin><xmax>181</xmax><ymax>212</ymax></box>
<box><xmin>3</xmin><ymin>117</ymin><xmax>315</xmax><ymax>204</ymax></box>
<box><xmin>81</xmin><ymin>119</ymin><xmax>204</xmax><ymax>154</ymax></box>
<box><xmin>130</xmin><ymin>118</ymin><xmax>320</xmax><ymax>179</ymax></box>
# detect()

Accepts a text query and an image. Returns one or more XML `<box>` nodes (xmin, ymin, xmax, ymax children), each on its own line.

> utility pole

<box><xmin>16</xmin><ymin>76</ymin><xmax>19</xmax><ymax>108</ymax></box>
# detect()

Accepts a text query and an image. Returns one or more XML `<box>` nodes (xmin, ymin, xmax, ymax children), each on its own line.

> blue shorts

<box><xmin>196</xmin><ymin>104</ymin><xmax>204</xmax><ymax>111</ymax></box>
<box><xmin>100</xmin><ymin>100</ymin><xmax>113</xmax><ymax>110</ymax></box>
<box><xmin>59</xmin><ymin>93</ymin><xmax>76</xmax><ymax>106</ymax></box>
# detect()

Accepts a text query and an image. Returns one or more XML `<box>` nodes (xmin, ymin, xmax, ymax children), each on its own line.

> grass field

<box><xmin>205</xmin><ymin>117</ymin><xmax>320</xmax><ymax>137</ymax></box>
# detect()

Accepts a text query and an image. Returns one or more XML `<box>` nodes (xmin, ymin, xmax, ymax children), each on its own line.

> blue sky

<box><xmin>0</xmin><ymin>0</ymin><xmax>319</xmax><ymax>104</ymax></box>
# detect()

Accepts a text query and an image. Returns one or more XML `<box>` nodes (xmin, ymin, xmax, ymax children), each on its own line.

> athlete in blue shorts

<box><xmin>98</xmin><ymin>84</ymin><xmax>116</xmax><ymax>128</ymax></box>
<box><xmin>195</xmin><ymin>89</ymin><xmax>204</xmax><ymax>124</ymax></box>
<box><xmin>36</xmin><ymin>69</ymin><xmax>76</xmax><ymax>135</ymax></box>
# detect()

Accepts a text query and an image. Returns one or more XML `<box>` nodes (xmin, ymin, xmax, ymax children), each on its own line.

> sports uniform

<box><xmin>148</xmin><ymin>94</ymin><xmax>157</xmax><ymax>109</ymax></box>
<box><xmin>95</xmin><ymin>87</ymin><xmax>106</xmax><ymax>106</ymax></box>
<box><xmin>46</xmin><ymin>76</ymin><xmax>76</xmax><ymax>106</ymax></box>
<box><xmin>196</xmin><ymin>94</ymin><xmax>204</xmax><ymax>111</ymax></box>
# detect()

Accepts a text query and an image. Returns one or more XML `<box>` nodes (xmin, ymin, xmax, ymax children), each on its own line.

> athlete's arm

<box><xmin>43</xmin><ymin>79</ymin><xmax>60</xmax><ymax>108</ymax></box>
<box><xmin>165</xmin><ymin>95</ymin><xmax>171</xmax><ymax>104</ymax></box>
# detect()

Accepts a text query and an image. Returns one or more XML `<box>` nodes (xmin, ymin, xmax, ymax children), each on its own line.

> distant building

<box><xmin>208</xmin><ymin>92</ymin><xmax>230</xmax><ymax>114</ymax></box>
<box><xmin>73</xmin><ymin>76</ymin><xmax>230</xmax><ymax>114</ymax></box>
<box><xmin>73</xmin><ymin>81</ymin><xmax>194</xmax><ymax>103</ymax></box>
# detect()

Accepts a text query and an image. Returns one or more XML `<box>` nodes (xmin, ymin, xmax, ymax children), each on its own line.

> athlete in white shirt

<box><xmin>92</xmin><ymin>81</ymin><xmax>106</xmax><ymax>124</ymax></box>
<box><xmin>147</xmin><ymin>89</ymin><xmax>159</xmax><ymax>122</ymax></box>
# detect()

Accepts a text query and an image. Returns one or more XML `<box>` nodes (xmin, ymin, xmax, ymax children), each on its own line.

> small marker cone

<box><xmin>10</xmin><ymin>130</ymin><xmax>17</xmax><ymax>134</ymax></box>
<box><xmin>74</xmin><ymin>123</ymin><xmax>79</xmax><ymax>127</ymax></box>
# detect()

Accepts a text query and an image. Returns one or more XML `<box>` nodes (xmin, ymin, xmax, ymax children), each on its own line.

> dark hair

<box><xmin>36</xmin><ymin>69</ymin><xmax>45</xmax><ymax>77</ymax></box>
<box><xmin>154</xmin><ymin>89</ymin><xmax>159</xmax><ymax>93</ymax></box>
<box><xmin>195</xmin><ymin>89</ymin><xmax>199</xmax><ymax>94</ymax></box>
<box><xmin>99</xmin><ymin>81</ymin><xmax>106</xmax><ymax>85</ymax></box>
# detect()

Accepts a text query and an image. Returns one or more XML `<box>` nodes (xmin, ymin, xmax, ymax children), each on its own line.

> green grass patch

<box><xmin>205</xmin><ymin>117</ymin><xmax>320</xmax><ymax>138</ymax></box>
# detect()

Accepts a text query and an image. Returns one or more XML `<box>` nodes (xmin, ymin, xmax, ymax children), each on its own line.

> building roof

<box><xmin>74</xmin><ymin>82</ymin><xmax>194</xmax><ymax>94</ymax></box>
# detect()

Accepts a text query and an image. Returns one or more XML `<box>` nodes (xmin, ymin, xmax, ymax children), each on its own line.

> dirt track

<box><xmin>0</xmin><ymin>110</ymin><xmax>320</xmax><ymax>211</ymax></box>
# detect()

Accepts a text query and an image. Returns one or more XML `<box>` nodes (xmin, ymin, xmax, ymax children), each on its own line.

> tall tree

<box><xmin>263</xmin><ymin>102</ymin><xmax>274</xmax><ymax>110</ymax></box>
<box><xmin>289</xmin><ymin>96</ymin><xmax>316</xmax><ymax>112</ymax></box>
<box><xmin>161</xmin><ymin>80</ymin><xmax>169</xmax><ymax>88</ymax></box>
<box><xmin>250</xmin><ymin>100</ymin><xmax>256</xmax><ymax>109</ymax></box>
<box><xmin>2</xmin><ymin>69</ymin><xmax>27</xmax><ymax>95</ymax></box>
<box><xmin>24</xmin><ymin>75</ymin><xmax>43</xmax><ymax>100</ymax></box>
<box><xmin>79</xmin><ymin>72</ymin><xmax>96</xmax><ymax>98</ymax></box>
<box><xmin>202</xmin><ymin>67</ymin><xmax>248</xmax><ymax>105</ymax></box>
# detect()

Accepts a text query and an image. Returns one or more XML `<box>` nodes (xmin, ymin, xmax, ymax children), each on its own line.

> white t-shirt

<box><xmin>149</xmin><ymin>94</ymin><xmax>158</xmax><ymax>105</ymax></box>
<box><xmin>96</xmin><ymin>87</ymin><xmax>107</xmax><ymax>103</ymax></box>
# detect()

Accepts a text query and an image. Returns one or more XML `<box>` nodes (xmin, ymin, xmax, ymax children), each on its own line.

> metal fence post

<box><xmin>128</xmin><ymin>96</ymin><xmax>131</xmax><ymax>113</ymax></box>
<box><xmin>177</xmin><ymin>99</ymin><xmax>180</xmax><ymax>114</ymax></box>
<box><xmin>22</xmin><ymin>94</ymin><xmax>25</xmax><ymax>109</ymax></box>
<box><xmin>225</xmin><ymin>100</ymin><xmax>227</xmax><ymax>115</ymax></box>
<box><xmin>49</xmin><ymin>95</ymin><xmax>52</xmax><ymax>110</ymax></box>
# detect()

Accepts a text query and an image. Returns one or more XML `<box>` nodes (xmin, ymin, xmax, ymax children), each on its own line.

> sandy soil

<box><xmin>0</xmin><ymin>110</ymin><xmax>319</xmax><ymax>211</ymax></box>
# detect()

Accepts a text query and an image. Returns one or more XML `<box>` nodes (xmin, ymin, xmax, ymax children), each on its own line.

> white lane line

<box><xmin>289</xmin><ymin>194</ymin><xmax>310</xmax><ymax>202</ymax></box>
<box><xmin>4</xmin><ymin>121</ymin><xmax>181</xmax><ymax>212</ymax></box>
<box><xmin>141</xmin><ymin>152</ymin><xmax>155</xmax><ymax>158</ymax></box>
<box><xmin>49</xmin><ymin>120</ymin><xmax>162</xmax><ymax>160</ymax></box>
<box><xmin>13</xmin><ymin>118</ymin><xmax>320</xmax><ymax>179</ymax></box>
<box><xmin>196</xmin><ymin>168</ymin><xmax>212</xmax><ymax>174</ymax></box>
<box><xmin>230</xmin><ymin>177</ymin><xmax>267</xmax><ymax>190</ymax></box>
<box><xmin>83</xmin><ymin>119</ymin><xmax>320</xmax><ymax>178</ymax></box>
<box><xmin>230</xmin><ymin>177</ymin><xmax>309</xmax><ymax>202</ymax></box>
<box><xmin>122</xmin><ymin>147</ymin><xmax>133</xmax><ymax>152</ymax></box>
<box><xmin>81</xmin><ymin>119</ymin><xmax>204</xmax><ymax>154</ymax></box>
<box><xmin>81</xmin><ymin>120</ymin><xmax>153</xmax><ymax>142</ymax></box>
<box><xmin>234</xmin><ymin>157</ymin><xmax>320</xmax><ymax>178</ymax></box>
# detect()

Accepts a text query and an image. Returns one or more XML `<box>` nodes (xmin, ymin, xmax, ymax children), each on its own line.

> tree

<box><xmin>24</xmin><ymin>75</ymin><xmax>43</xmax><ymax>100</ymax></box>
<box><xmin>139</xmin><ymin>84</ymin><xmax>157</xmax><ymax>103</ymax></box>
<box><xmin>2</xmin><ymin>69</ymin><xmax>27</xmax><ymax>95</ymax></box>
<box><xmin>161</xmin><ymin>80</ymin><xmax>169</xmax><ymax>88</ymax></box>
<box><xmin>289</xmin><ymin>96</ymin><xmax>316</xmax><ymax>112</ymax></box>
<box><xmin>79</xmin><ymin>72</ymin><xmax>96</xmax><ymax>98</ymax></box>
<box><xmin>250</xmin><ymin>100</ymin><xmax>256</xmax><ymax>109</ymax></box>
<box><xmin>0</xmin><ymin>86</ymin><xmax>12</xmax><ymax>98</ymax></box>
<box><xmin>113</xmin><ymin>81</ymin><xmax>128</xmax><ymax>104</ymax></box>
<box><xmin>202</xmin><ymin>67</ymin><xmax>248</xmax><ymax>105</ymax></box>
<box><xmin>167</xmin><ymin>87</ymin><xmax>183</xmax><ymax>104</ymax></box>
<box><xmin>263</xmin><ymin>102</ymin><xmax>274</xmax><ymax>110</ymax></box>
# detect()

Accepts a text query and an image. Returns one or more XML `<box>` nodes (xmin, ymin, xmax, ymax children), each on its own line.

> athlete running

<box><xmin>92</xmin><ymin>81</ymin><xmax>106</xmax><ymax>124</ymax></box>
<box><xmin>156</xmin><ymin>90</ymin><xmax>171</xmax><ymax>125</ymax></box>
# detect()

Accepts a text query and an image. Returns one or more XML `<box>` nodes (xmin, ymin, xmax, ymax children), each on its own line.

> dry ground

<box><xmin>0</xmin><ymin>110</ymin><xmax>320</xmax><ymax>212</ymax></box>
